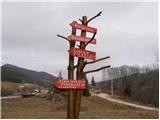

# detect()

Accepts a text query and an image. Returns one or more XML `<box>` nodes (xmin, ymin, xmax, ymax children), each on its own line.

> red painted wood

<box><xmin>70</xmin><ymin>22</ymin><xmax>97</xmax><ymax>33</ymax></box>
<box><xmin>54</xmin><ymin>79</ymin><xmax>86</xmax><ymax>89</ymax></box>
<box><xmin>69</xmin><ymin>48</ymin><xmax>96</xmax><ymax>60</ymax></box>
<box><xmin>68</xmin><ymin>35</ymin><xmax>96</xmax><ymax>44</ymax></box>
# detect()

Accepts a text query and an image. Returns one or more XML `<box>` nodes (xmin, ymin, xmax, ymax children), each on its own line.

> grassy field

<box><xmin>1</xmin><ymin>81</ymin><xmax>21</xmax><ymax>96</ymax></box>
<box><xmin>1</xmin><ymin>81</ymin><xmax>45</xmax><ymax>96</ymax></box>
<box><xmin>1</xmin><ymin>96</ymin><xmax>159</xmax><ymax>119</ymax></box>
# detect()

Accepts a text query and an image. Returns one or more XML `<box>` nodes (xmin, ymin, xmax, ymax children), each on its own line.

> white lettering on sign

<box><xmin>70</xmin><ymin>48</ymin><xmax>96</xmax><ymax>60</ymax></box>
<box><xmin>55</xmin><ymin>80</ymin><xmax>86</xmax><ymax>89</ymax></box>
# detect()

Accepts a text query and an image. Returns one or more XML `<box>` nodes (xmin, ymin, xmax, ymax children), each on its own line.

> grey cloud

<box><xmin>2</xmin><ymin>2</ymin><xmax>158</xmax><ymax>82</ymax></box>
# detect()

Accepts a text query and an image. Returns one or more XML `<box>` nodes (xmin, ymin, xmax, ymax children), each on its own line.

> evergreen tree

<box><xmin>58</xmin><ymin>70</ymin><xmax>63</xmax><ymax>79</ymax></box>
<box><xmin>91</xmin><ymin>76</ymin><xmax>96</xmax><ymax>86</ymax></box>
<box><xmin>82</xmin><ymin>75</ymin><xmax>90</xmax><ymax>97</ymax></box>
<box><xmin>57</xmin><ymin>70</ymin><xmax>66</xmax><ymax>92</ymax></box>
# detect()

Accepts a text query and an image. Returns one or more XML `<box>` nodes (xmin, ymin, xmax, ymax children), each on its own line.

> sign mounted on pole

<box><xmin>70</xmin><ymin>22</ymin><xmax>97</xmax><ymax>33</ymax></box>
<box><xmin>68</xmin><ymin>35</ymin><xmax>96</xmax><ymax>44</ymax></box>
<box><xmin>54</xmin><ymin>79</ymin><xmax>86</xmax><ymax>89</ymax></box>
<box><xmin>69</xmin><ymin>48</ymin><xmax>96</xmax><ymax>60</ymax></box>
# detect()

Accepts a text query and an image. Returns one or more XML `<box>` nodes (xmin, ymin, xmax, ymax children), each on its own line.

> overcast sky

<box><xmin>2</xmin><ymin>2</ymin><xmax>158</xmax><ymax>82</ymax></box>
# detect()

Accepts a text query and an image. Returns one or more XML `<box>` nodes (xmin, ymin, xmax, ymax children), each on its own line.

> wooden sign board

<box><xmin>68</xmin><ymin>35</ymin><xmax>96</xmax><ymax>44</ymax></box>
<box><xmin>54</xmin><ymin>79</ymin><xmax>86</xmax><ymax>89</ymax></box>
<box><xmin>70</xmin><ymin>22</ymin><xmax>97</xmax><ymax>33</ymax></box>
<box><xmin>69</xmin><ymin>48</ymin><xmax>96</xmax><ymax>60</ymax></box>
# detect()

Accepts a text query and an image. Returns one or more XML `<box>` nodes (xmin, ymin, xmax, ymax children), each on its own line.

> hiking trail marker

<box><xmin>68</xmin><ymin>35</ymin><xmax>96</xmax><ymax>44</ymax></box>
<box><xmin>57</xmin><ymin>11</ymin><xmax>111</xmax><ymax>119</ymax></box>
<box><xmin>69</xmin><ymin>48</ymin><xmax>96</xmax><ymax>60</ymax></box>
<box><xmin>70</xmin><ymin>22</ymin><xmax>97</xmax><ymax>33</ymax></box>
<box><xmin>54</xmin><ymin>79</ymin><xmax>86</xmax><ymax>89</ymax></box>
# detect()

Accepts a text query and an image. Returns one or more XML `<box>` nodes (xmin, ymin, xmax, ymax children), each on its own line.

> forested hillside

<box><xmin>1</xmin><ymin>64</ymin><xmax>57</xmax><ymax>87</ymax></box>
<box><xmin>99</xmin><ymin>64</ymin><xmax>159</xmax><ymax>107</ymax></box>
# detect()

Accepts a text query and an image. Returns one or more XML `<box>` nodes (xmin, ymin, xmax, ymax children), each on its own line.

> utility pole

<box><xmin>111</xmin><ymin>79</ymin><xmax>113</xmax><ymax>96</ymax></box>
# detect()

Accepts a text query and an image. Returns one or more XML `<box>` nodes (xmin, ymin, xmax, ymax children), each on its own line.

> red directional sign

<box><xmin>68</xmin><ymin>35</ymin><xmax>96</xmax><ymax>44</ymax></box>
<box><xmin>54</xmin><ymin>79</ymin><xmax>86</xmax><ymax>89</ymax></box>
<box><xmin>70</xmin><ymin>22</ymin><xmax>97</xmax><ymax>33</ymax></box>
<box><xmin>69</xmin><ymin>48</ymin><xmax>96</xmax><ymax>60</ymax></box>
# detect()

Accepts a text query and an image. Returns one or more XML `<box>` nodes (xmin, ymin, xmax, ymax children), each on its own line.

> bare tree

<box><xmin>102</xmin><ymin>64</ymin><xmax>159</xmax><ymax>106</ymax></box>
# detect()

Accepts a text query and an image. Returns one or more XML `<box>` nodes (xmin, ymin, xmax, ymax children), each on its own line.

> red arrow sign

<box><xmin>69</xmin><ymin>48</ymin><xmax>96</xmax><ymax>60</ymax></box>
<box><xmin>54</xmin><ymin>79</ymin><xmax>86</xmax><ymax>89</ymax></box>
<box><xmin>70</xmin><ymin>22</ymin><xmax>97</xmax><ymax>33</ymax></box>
<box><xmin>68</xmin><ymin>35</ymin><xmax>96</xmax><ymax>44</ymax></box>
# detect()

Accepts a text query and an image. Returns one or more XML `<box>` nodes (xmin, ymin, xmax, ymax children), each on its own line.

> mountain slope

<box><xmin>1</xmin><ymin>64</ymin><xmax>57</xmax><ymax>86</ymax></box>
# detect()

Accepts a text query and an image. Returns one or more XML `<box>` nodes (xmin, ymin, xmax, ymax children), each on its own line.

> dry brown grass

<box><xmin>1</xmin><ymin>81</ymin><xmax>20</xmax><ymax>90</ymax></box>
<box><xmin>80</xmin><ymin>96</ymin><xmax>159</xmax><ymax>119</ymax></box>
<box><xmin>1</xmin><ymin>96</ymin><xmax>159</xmax><ymax>119</ymax></box>
<box><xmin>1</xmin><ymin>81</ymin><xmax>44</xmax><ymax>90</ymax></box>
<box><xmin>1</xmin><ymin>81</ymin><xmax>21</xmax><ymax>96</ymax></box>
<box><xmin>1</xmin><ymin>81</ymin><xmax>45</xmax><ymax>96</ymax></box>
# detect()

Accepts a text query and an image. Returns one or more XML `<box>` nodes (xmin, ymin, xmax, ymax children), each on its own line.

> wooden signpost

<box><xmin>57</xmin><ymin>11</ymin><xmax>111</xmax><ymax>119</ymax></box>
<box><xmin>68</xmin><ymin>35</ymin><xmax>96</xmax><ymax>44</ymax></box>
<box><xmin>70</xmin><ymin>22</ymin><xmax>97</xmax><ymax>33</ymax></box>
<box><xmin>69</xmin><ymin>48</ymin><xmax>96</xmax><ymax>60</ymax></box>
<box><xmin>54</xmin><ymin>79</ymin><xmax>86</xmax><ymax>89</ymax></box>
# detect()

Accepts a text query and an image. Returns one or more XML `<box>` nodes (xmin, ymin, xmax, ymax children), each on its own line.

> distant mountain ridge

<box><xmin>1</xmin><ymin>64</ymin><xmax>57</xmax><ymax>86</ymax></box>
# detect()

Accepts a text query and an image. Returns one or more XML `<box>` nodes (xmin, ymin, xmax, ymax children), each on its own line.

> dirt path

<box><xmin>94</xmin><ymin>93</ymin><xmax>159</xmax><ymax>111</ymax></box>
<box><xmin>1</xmin><ymin>96</ymin><xmax>22</xmax><ymax>99</ymax></box>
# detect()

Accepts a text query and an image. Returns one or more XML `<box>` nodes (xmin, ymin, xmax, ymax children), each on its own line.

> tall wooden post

<box><xmin>74</xmin><ymin>16</ymin><xmax>87</xmax><ymax>118</ymax></box>
<box><xmin>67</xmin><ymin>21</ymin><xmax>77</xmax><ymax>119</ymax></box>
